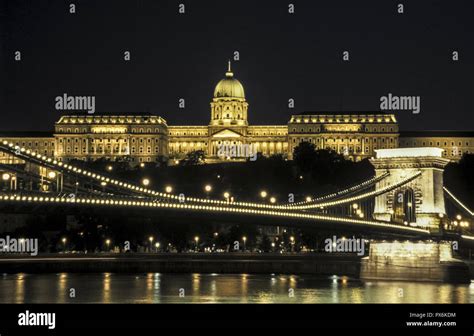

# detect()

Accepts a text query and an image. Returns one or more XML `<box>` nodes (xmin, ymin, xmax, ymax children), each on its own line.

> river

<box><xmin>0</xmin><ymin>273</ymin><xmax>473</xmax><ymax>303</ymax></box>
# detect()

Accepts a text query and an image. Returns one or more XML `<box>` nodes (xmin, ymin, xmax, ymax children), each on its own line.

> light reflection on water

<box><xmin>0</xmin><ymin>273</ymin><xmax>472</xmax><ymax>303</ymax></box>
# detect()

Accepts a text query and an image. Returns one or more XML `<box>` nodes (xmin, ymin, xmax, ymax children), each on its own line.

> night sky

<box><xmin>1</xmin><ymin>0</ymin><xmax>473</xmax><ymax>132</ymax></box>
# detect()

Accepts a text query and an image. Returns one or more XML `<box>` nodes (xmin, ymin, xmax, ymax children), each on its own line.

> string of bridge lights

<box><xmin>0</xmin><ymin>193</ymin><xmax>432</xmax><ymax>235</ymax></box>
<box><xmin>443</xmin><ymin>187</ymin><xmax>474</xmax><ymax>217</ymax></box>
<box><xmin>275</xmin><ymin>171</ymin><xmax>422</xmax><ymax>210</ymax></box>
<box><xmin>285</xmin><ymin>172</ymin><xmax>390</xmax><ymax>206</ymax></box>
<box><xmin>0</xmin><ymin>141</ymin><xmax>418</xmax><ymax>212</ymax></box>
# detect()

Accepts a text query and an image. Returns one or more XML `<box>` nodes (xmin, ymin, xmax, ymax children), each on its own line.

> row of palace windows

<box><xmin>291</xmin><ymin>127</ymin><xmax>396</xmax><ymax>133</ymax></box>
<box><xmin>13</xmin><ymin>141</ymin><xmax>55</xmax><ymax>148</ymax></box>
<box><xmin>248</xmin><ymin>132</ymin><xmax>285</xmax><ymax>136</ymax></box>
<box><xmin>64</xmin><ymin>146</ymin><xmax>162</xmax><ymax>154</ymax></box>
<box><xmin>214</xmin><ymin>114</ymin><xmax>242</xmax><ymax>119</ymax></box>
<box><xmin>291</xmin><ymin>137</ymin><xmax>396</xmax><ymax>144</ymax></box>
<box><xmin>59</xmin><ymin>138</ymin><xmax>161</xmax><ymax>144</ymax></box>
<box><xmin>170</xmin><ymin>132</ymin><xmax>206</xmax><ymax>136</ymax></box>
<box><xmin>401</xmin><ymin>140</ymin><xmax>473</xmax><ymax>147</ymax></box>
<box><xmin>57</xmin><ymin>128</ymin><xmax>164</xmax><ymax>133</ymax></box>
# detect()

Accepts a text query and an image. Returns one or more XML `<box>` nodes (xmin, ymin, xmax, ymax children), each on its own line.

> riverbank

<box><xmin>0</xmin><ymin>253</ymin><xmax>361</xmax><ymax>276</ymax></box>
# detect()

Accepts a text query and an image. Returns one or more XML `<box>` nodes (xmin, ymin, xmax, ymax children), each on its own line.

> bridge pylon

<box><xmin>370</xmin><ymin>148</ymin><xmax>450</xmax><ymax>232</ymax></box>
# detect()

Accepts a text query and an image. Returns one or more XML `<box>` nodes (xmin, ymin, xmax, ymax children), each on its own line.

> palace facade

<box><xmin>1</xmin><ymin>63</ymin><xmax>473</xmax><ymax>165</ymax></box>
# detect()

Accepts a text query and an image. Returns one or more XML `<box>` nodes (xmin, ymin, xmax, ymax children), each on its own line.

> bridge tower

<box><xmin>370</xmin><ymin>148</ymin><xmax>450</xmax><ymax>231</ymax></box>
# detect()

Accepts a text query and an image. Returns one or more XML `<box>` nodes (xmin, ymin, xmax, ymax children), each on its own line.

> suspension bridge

<box><xmin>0</xmin><ymin>140</ymin><xmax>473</xmax><ymax>244</ymax></box>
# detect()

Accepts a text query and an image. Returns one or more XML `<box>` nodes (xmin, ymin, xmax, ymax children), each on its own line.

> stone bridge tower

<box><xmin>370</xmin><ymin>148</ymin><xmax>450</xmax><ymax>231</ymax></box>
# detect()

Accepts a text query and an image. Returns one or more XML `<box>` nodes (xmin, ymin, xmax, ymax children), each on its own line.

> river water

<box><xmin>0</xmin><ymin>273</ymin><xmax>472</xmax><ymax>303</ymax></box>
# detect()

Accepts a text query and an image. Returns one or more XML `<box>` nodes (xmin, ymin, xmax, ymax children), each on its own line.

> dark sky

<box><xmin>1</xmin><ymin>0</ymin><xmax>473</xmax><ymax>131</ymax></box>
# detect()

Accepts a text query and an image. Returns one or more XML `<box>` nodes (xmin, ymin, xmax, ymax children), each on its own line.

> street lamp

<box><xmin>48</xmin><ymin>171</ymin><xmax>57</xmax><ymax>179</ymax></box>
<box><xmin>105</xmin><ymin>239</ymin><xmax>111</xmax><ymax>251</ymax></box>
<box><xmin>165</xmin><ymin>185</ymin><xmax>173</xmax><ymax>193</ymax></box>
<box><xmin>106</xmin><ymin>165</ymin><xmax>113</xmax><ymax>172</ymax></box>
<box><xmin>290</xmin><ymin>236</ymin><xmax>295</xmax><ymax>252</ymax></box>
<box><xmin>306</xmin><ymin>196</ymin><xmax>312</xmax><ymax>202</ymax></box>
<box><xmin>260</xmin><ymin>190</ymin><xmax>267</xmax><ymax>198</ymax></box>
<box><xmin>142</xmin><ymin>178</ymin><xmax>150</xmax><ymax>186</ymax></box>
<box><xmin>223</xmin><ymin>192</ymin><xmax>230</xmax><ymax>200</ymax></box>
<box><xmin>204</xmin><ymin>185</ymin><xmax>212</xmax><ymax>192</ymax></box>
<box><xmin>155</xmin><ymin>242</ymin><xmax>160</xmax><ymax>251</ymax></box>
<box><xmin>61</xmin><ymin>237</ymin><xmax>67</xmax><ymax>252</ymax></box>
<box><xmin>148</xmin><ymin>236</ymin><xmax>154</xmax><ymax>252</ymax></box>
<box><xmin>2</xmin><ymin>173</ymin><xmax>10</xmax><ymax>181</ymax></box>
<box><xmin>270</xmin><ymin>197</ymin><xmax>276</xmax><ymax>204</ymax></box>
<box><xmin>242</xmin><ymin>236</ymin><xmax>247</xmax><ymax>251</ymax></box>
<box><xmin>194</xmin><ymin>236</ymin><xmax>199</xmax><ymax>251</ymax></box>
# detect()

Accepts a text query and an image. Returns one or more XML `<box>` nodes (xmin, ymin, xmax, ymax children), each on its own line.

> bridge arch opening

<box><xmin>393</xmin><ymin>188</ymin><xmax>416</xmax><ymax>224</ymax></box>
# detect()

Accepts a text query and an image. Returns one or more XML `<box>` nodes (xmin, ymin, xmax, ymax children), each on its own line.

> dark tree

<box><xmin>180</xmin><ymin>150</ymin><xmax>206</xmax><ymax>166</ymax></box>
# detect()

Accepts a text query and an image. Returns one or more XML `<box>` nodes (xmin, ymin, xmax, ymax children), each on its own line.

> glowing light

<box><xmin>260</xmin><ymin>191</ymin><xmax>268</xmax><ymax>198</ymax></box>
<box><xmin>204</xmin><ymin>185</ymin><xmax>212</xmax><ymax>192</ymax></box>
<box><xmin>142</xmin><ymin>178</ymin><xmax>150</xmax><ymax>186</ymax></box>
<box><xmin>2</xmin><ymin>173</ymin><xmax>10</xmax><ymax>181</ymax></box>
<box><xmin>165</xmin><ymin>186</ymin><xmax>173</xmax><ymax>193</ymax></box>
<box><xmin>270</xmin><ymin>197</ymin><xmax>276</xmax><ymax>204</ymax></box>
<box><xmin>375</xmin><ymin>147</ymin><xmax>443</xmax><ymax>159</ymax></box>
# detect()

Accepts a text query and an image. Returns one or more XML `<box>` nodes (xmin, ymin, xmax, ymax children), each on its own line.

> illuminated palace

<box><xmin>1</xmin><ymin>62</ymin><xmax>474</xmax><ymax>165</ymax></box>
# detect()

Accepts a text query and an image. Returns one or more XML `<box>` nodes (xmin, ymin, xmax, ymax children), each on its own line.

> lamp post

<box><xmin>194</xmin><ymin>236</ymin><xmax>199</xmax><ymax>252</ymax></box>
<box><xmin>205</xmin><ymin>185</ymin><xmax>212</xmax><ymax>199</ymax></box>
<box><xmin>242</xmin><ymin>236</ymin><xmax>247</xmax><ymax>252</ymax></box>
<box><xmin>105</xmin><ymin>239</ymin><xmax>111</xmax><ymax>252</ymax></box>
<box><xmin>148</xmin><ymin>236</ymin><xmax>154</xmax><ymax>252</ymax></box>
<box><xmin>61</xmin><ymin>237</ymin><xmax>67</xmax><ymax>252</ymax></box>
<box><xmin>2</xmin><ymin>173</ymin><xmax>11</xmax><ymax>191</ymax></box>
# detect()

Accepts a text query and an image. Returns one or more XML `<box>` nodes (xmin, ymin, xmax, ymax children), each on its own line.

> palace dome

<box><xmin>213</xmin><ymin>62</ymin><xmax>245</xmax><ymax>99</ymax></box>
